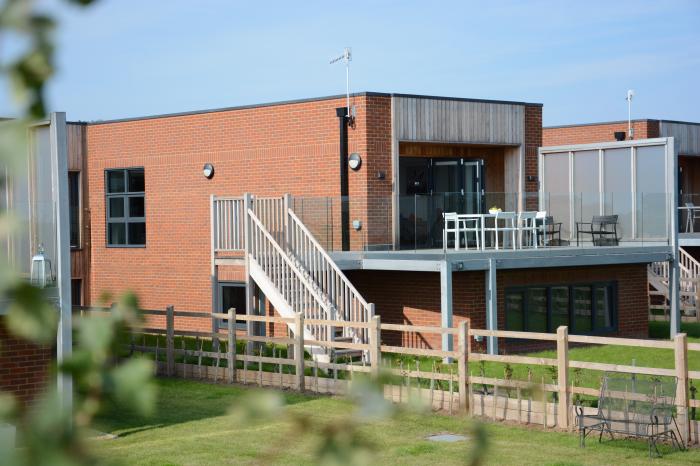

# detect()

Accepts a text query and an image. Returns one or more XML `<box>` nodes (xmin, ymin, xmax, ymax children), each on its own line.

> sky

<box><xmin>1</xmin><ymin>0</ymin><xmax>699</xmax><ymax>125</ymax></box>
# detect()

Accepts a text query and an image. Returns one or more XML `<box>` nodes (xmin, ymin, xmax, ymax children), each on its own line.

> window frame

<box><xmin>104</xmin><ymin>167</ymin><xmax>146</xmax><ymax>247</ymax></box>
<box><xmin>216</xmin><ymin>282</ymin><xmax>247</xmax><ymax>331</ymax></box>
<box><xmin>504</xmin><ymin>281</ymin><xmax>618</xmax><ymax>335</ymax></box>
<box><xmin>68</xmin><ymin>170</ymin><xmax>82</xmax><ymax>249</ymax></box>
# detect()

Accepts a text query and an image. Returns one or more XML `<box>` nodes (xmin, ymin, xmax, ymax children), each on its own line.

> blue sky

<box><xmin>3</xmin><ymin>0</ymin><xmax>700</xmax><ymax>125</ymax></box>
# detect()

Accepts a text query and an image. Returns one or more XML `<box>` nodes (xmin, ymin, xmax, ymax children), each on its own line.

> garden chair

<box><xmin>576</xmin><ymin>372</ymin><xmax>684</xmax><ymax>457</ymax></box>
<box><xmin>576</xmin><ymin>215</ymin><xmax>619</xmax><ymax>246</ymax></box>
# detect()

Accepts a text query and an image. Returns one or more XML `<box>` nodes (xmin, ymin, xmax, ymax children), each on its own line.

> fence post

<box><xmin>228</xmin><ymin>308</ymin><xmax>236</xmax><ymax>384</ymax></box>
<box><xmin>675</xmin><ymin>333</ymin><xmax>689</xmax><ymax>447</ymax></box>
<box><xmin>295</xmin><ymin>312</ymin><xmax>305</xmax><ymax>391</ymax></box>
<box><xmin>369</xmin><ymin>315</ymin><xmax>381</xmax><ymax>378</ymax></box>
<box><xmin>556</xmin><ymin>326</ymin><xmax>569</xmax><ymax>429</ymax></box>
<box><xmin>166</xmin><ymin>305</ymin><xmax>175</xmax><ymax>377</ymax></box>
<box><xmin>458</xmin><ymin>320</ymin><xmax>469</xmax><ymax>413</ymax></box>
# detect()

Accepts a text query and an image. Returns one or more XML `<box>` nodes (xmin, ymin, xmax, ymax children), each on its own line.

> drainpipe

<box><xmin>336</xmin><ymin>107</ymin><xmax>350</xmax><ymax>251</ymax></box>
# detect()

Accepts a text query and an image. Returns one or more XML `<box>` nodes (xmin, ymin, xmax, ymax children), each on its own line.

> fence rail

<box><xmin>74</xmin><ymin>305</ymin><xmax>700</xmax><ymax>446</ymax></box>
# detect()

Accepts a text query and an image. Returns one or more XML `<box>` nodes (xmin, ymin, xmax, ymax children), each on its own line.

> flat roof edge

<box><xmin>540</xmin><ymin>137</ymin><xmax>672</xmax><ymax>153</ymax></box>
<box><xmin>545</xmin><ymin>118</ymin><xmax>700</xmax><ymax>129</ymax></box>
<box><xmin>86</xmin><ymin>92</ymin><xmax>542</xmax><ymax>125</ymax></box>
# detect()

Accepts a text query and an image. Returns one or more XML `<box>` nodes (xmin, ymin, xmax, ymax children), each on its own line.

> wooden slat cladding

<box><xmin>67</xmin><ymin>123</ymin><xmax>86</xmax><ymax>170</ymax></box>
<box><xmin>394</xmin><ymin>97</ymin><xmax>524</xmax><ymax>145</ymax></box>
<box><xmin>67</xmin><ymin>123</ymin><xmax>90</xmax><ymax>305</ymax></box>
<box><xmin>660</xmin><ymin>121</ymin><xmax>700</xmax><ymax>156</ymax></box>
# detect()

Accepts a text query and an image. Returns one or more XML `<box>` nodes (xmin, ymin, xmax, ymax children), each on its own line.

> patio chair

<box><xmin>576</xmin><ymin>215</ymin><xmax>619</xmax><ymax>246</ymax></box>
<box><xmin>483</xmin><ymin>211</ymin><xmax>517</xmax><ymax>250</ymax></box>
<box><xmin>576</xmin><ymin>372</ymin><xmax>684</xmax><ymax>457</ymax></box>
<box><xmin>443</xmin><ymin>212</ymin><xmax>459</xmax><ymax>251</ymax></box>
<box><xmin>458</xmin><ymin>216</ymin><xmax>482</xmax><ymax>250</ymax></box>
<box><xmin>536</xmin><ymin>213</ymin><xmax>564</xmax><ymax>246</ymax></box>
<box><xmin>685</xmin><ymin>202</ymin><xmax>700</xmax><ymax>232</ymax></box>
<box><xmin>517</xmin><ymin>211</ymin><xmax>537</xmax><ymax>248</ymax></box>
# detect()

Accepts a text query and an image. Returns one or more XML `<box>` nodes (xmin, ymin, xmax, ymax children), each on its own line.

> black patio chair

<box><xmin>536</xmin><ymin>215</ymin><xmax>565</xmax><ymax>246</ymax></box>
<box><xmin>576</xmin><ymin>215</ymin><xmax>620</xmax><ymax>246</ymax></box>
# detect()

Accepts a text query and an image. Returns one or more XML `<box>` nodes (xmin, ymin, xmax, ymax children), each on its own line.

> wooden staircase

<box><xmin>214</xmin><ymin>195</ymin><xmax>373</xmax><ymax>362</ymax></box>
<box><xmin>648</xmin><ymin>247</ymin><xmax>700</xmax><ymax>321</ymax></box>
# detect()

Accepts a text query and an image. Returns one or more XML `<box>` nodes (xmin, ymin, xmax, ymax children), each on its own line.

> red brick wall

<box><xmin>543</xmin><ymin>120</ymin><xmax>660</xmax><ymax>147</ymax></box>
<box><xmin>525</xmin><ymin>105</ymin><xmax>543</xmax><ymax>196</ymax></box>
<box><xmin>346</xmin><ymin>263</ymin><xmax>648</xmax><ymax>350</ymax></box>
<box><xmin>0</xmin><ymin>317</ymin><xmax>52</xmax><ymax>408</ymax></box>
<box><xmin>86</xmin><ymin>95</ymin><xmax>380</xmax><ymax>320</ymax></box>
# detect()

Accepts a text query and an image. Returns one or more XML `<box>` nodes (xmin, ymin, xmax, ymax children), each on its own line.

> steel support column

<box><xmin>486</xmin><ymin>258</ymin><xmax>498</xmax><ymax>355</ymax></box>
<box><xmin>440</xmin><ymin>260</ymin><xmax>453</xmax><ymax>355</ymax></box>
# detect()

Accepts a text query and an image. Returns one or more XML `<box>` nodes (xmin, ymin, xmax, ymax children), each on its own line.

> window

<box><xmin>71</xmin><ymin>279</ymin><xmax>82</xmax><ymax>307</ymax></box>
<box><xmin>68</xmin><ymin>171</ymin><xmax>80</xmax><ymax>248</ymax></box>
<box><xmin>218</xmin><ymin>283</ymin><xmax>247</xmax><ymax>330</ymax></box>
<box><xmin>106</xmin><ymin>168</ymin><xmax>145</xmax><ymax>246</ymax></box>
<box><xmin>505</xmin><ymin>282</ymin><xmax>616</xmax><ymax>334</ymax></box>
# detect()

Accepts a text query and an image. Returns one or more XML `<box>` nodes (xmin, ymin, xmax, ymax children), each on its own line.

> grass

<box><xmin>91</xmin><ymin>378</ymin><xmax>700</xmax><ymax>466</ymax></box>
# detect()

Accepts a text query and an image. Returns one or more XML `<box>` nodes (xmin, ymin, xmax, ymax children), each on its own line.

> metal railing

<box><xmin>212</xmin><ymin>197</ymin><xmax>245</xmax><ymax>252</ymax></box>
<box><xmin>247</xmin><ymin>208</ymin><xmax>333</xmax><ymax>343</ymax></box>
<box><xmin>287</xmin><ymin>209</ymin><xmax>373</xmax><ymax>345</ymax></box>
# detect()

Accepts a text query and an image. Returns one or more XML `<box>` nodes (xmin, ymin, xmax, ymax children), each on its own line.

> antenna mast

<box><xmin>330</xmin><ymin>47</ymin><xmax>352</xmax><ymax>123</ymax></box>
<box><xmin>626</xmin><ymin>89</ymin><xmax>635</xmax><ymax>139</ymax></box>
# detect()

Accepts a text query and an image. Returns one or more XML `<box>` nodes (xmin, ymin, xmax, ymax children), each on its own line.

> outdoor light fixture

<box><xmin>203</xmin><ymin>163</ymin><xmax>215</xmax><ymax>179</ymax></box>
<box><xmin>352</xmin><ymin>219</ymin><xmax>362</xmax><ymax>230</ymax></box>
<box><xmin>30</xmin><ymin>243</ymin><xmax>54</xmax><ymax>288</ymax></box>
<box><xmin>348</xmin><ymin>153</ymin><xmax>362</xmax><ymax>170</ymax></box>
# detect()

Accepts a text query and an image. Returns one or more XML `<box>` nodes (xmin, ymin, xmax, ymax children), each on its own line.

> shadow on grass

<box><xmin>588</xmin><ymin>436</ymin><xmax>685</xmax><ymax>458</ymax></box>
<box><xmin>649</xmin><ymin>321</ymin><xmax>700</xmax><ymax>339</ymax></box>
<box><xmin>95</xmin><ymin>377</ymin><xmax>317</xmax><ymax>437</ymax></box>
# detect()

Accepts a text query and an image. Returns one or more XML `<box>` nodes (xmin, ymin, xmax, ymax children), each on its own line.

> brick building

<box><xmin>64</xmin><ymin>92</ymin><xmax>668</xmax><ymax>358</ymax></box>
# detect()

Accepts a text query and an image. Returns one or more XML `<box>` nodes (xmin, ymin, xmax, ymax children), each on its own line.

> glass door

<box><xmin>463</xmin><ymin>160</ymin><xmax>482</xmax><ymax>215</ymax></box>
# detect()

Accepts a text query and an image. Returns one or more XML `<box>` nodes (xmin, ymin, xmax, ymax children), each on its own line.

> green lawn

<box><xmin>91</xmin><ymin>378</ymin><xmax>699</xmax><ymax>466</ymax></box>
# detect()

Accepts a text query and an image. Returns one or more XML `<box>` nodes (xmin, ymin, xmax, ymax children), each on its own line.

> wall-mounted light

<box><xmin>352</xmin><ymin>219</ymin><xmax>362</xmax><ymax>230</ymax></box>
<box><xmin>348</xmin><ymin>153</ymin><xmax>362</xmax><ymax>171</ymax></box>
<box><xmin>203</xmin><ymin>163</ymin><xmax>215</xmax><ymax>179</ymax></box>
<box><xmin>30</xmin><ymin>243</ymin><xmax>54</xmax><ymax>288</ymax></box>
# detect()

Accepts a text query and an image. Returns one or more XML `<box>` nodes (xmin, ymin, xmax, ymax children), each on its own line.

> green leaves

<box><xmin>4</xmin><ymin>282</ymin><xmax>58</xmax><ymax>344</ymax></box>
<box><xmin>109</xmin><ymin>359</ymin><xmax>156</xmax><ymax>417</ymax></box>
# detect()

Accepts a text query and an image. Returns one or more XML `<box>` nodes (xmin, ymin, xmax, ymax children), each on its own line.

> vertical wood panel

<box><xmin>394</xmin><ymin>97</ymin><xmax>526</xmax><ymax>145</ymax></box>
<box><xmin>660</xmin><ymin>122</ymin><xmax>700</xmax><ymax>156</ymax></box>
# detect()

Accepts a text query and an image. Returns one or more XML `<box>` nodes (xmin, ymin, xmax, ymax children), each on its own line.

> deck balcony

<box><xmin>289</xmin><ymin>191</ymin><xmax>673</xmax><ymax>256</ymax></box>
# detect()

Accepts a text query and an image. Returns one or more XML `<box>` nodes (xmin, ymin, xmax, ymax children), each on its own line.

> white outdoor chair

<box><xmin>686</xmin><ymin>203</ymin><xmax>700</xmax><ymax>233</ymax></box>
<box><xmin>459</xmin><ymin>216</ymin><xmax>482</xmax><ymax>250</ymax></box>
<box><xmin>518</xmin><ymin>211</ymin><xmax>538</xmax><ymax>249</ymax></box>
<box><xmin>443</xmin><ymin>212</ymin><xmax>459</xmax><ymax>250</ymax></box>
<box><xmin>484</xmin><ymin>211</ymin><xmax>517</xmax><ymax>250</ymax></box>
<box><xmin>535</xmin><ymin>211</ymin><xmax>548</xmax><ymax>247</ymax></box>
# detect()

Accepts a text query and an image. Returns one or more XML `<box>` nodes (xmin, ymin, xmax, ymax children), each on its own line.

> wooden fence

<box><xmin>74</xmin><ymin>305</ymin><xmax>700</xmax><ymax>447</ymax></box>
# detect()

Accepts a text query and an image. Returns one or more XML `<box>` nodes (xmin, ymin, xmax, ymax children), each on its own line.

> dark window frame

<box><xmin>217</xmin><ymin>282</ymin><xmax>247</xmax><ymax>330</ymax></box>
<box><xmin>68</xmin><ymin>170</ymin><xmax>81</xmax><ymax>248</ymax></box>
<box><xmin>504</xmin><ymin>281</ymin><xmax>617</xmax><ymax>335</ymax></box>
<box><xmin>71</xmin><ymin>278</ymin><xmax>82</xmax><ymax>307</ymax></box>
<box><xmin>105</xmin><ymin>168</ymin><xmax>145</xmax><ymax>247</ymax></box>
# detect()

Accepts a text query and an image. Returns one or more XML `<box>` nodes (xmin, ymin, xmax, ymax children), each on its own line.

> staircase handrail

<box><xmin>247</xmin><ymin>209</ymin><xmax>332</xmax><ymax>319</ymax></box>
<box><xmin>287</xmin><ymin>209</ymin><xmax>370</xmax><ymax>308</ymax></box>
